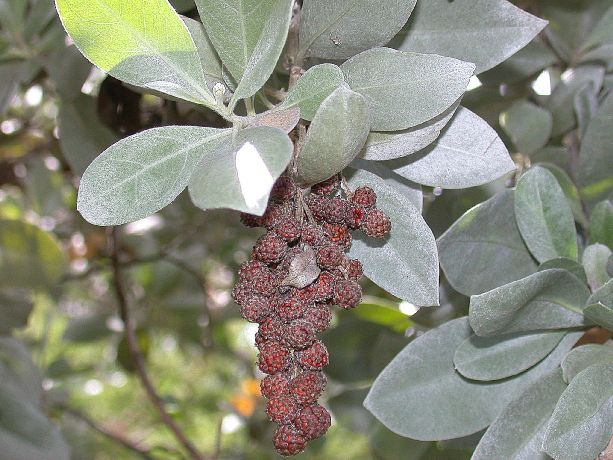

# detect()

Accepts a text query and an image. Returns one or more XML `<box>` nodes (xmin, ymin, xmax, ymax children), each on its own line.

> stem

<box><xmin>108</xmin><ymin>227</ymin><xmax>207</xmax><ymax>460</ymax></box>
<box><xmin>244</xmin><ymin>97</ymin><xmax>256</xmax><ymax>116</ymax></box>
<box><xmin>60</xmin><ymin>405</ymin><xmax>157</xmax><ymax>460</ymax></box>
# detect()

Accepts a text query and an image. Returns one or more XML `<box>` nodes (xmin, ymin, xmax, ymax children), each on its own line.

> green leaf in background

<box><xmin>364</xmin><ymin>317</ymin><xmax>580</xmax><ymax>440</ymax></box>
<box><xmin>589</xmin><ymin>200</ymin><xmax>613</xmax><ymax>249</ymax></box>
<box><xmin>55</xmin><ymin>0</ymin><xmax>214</xmax><ymax>105</ymax></box>
<box><xmin>578</xmin><ymin>92</ymin><xmax>613</xmax><ymax>204</ymax></box>
<box><xmin>545</xmin><ymin>65</ymin><xmax>604</xmax><ymax>137</ymax></box>
<box><xmin>453</xmin><ymin>330</ymin><xmax>566</xmax><ymax>381</ymax></box>
<box><xmin>279</xmin><ymin>64</ymin><xmax>344</xmax><ymax>121</ymax></box>
<box><xmin>360</xmin><ymin>99</ymin><xmax>460</xmax><ymax>161</ymax></box>
<box><xmin>543</xmin><ymin>363</ymin><xmax>613</xmax><ymax>460</ymax></box>
<box><xmin>390</xmin><ymin>0</ymin><xmax>547</xmax><ymax>73</ymax></box>
<box><xmin>562</xmin><ymin>344</ymin><xmax>613</xmax><ymax>383</ymax></box>
<box><xmin>0</xmin><ymin>338</ymin><xmax>68</xmax><ymax>460</ymax></box>
<box><xmin>0</xmin><ymin>382</ymin><xmax>70</xmax><ymax>460</ymax></box>
<box><xmin>580</xmin><ymin>4</ymin><xmax>613</xmax><ymax>52</ymax></box>
<box><xmin>298</xmin><ymin>0</ymin><xmax>417</xmax><ymax>60</ymax></box>
<box><xmin>341</xmin><ymin>48</ymin><xmax>475</xmax><ymax>131</ymax></box>
<box><xmin>180</xmin><ymin>16</ymin><xmax>223</xmax><ymax>89</ymax></box>
<box><xmin>353</xmin><ymin>296</ymin><xmax>412</xmax><ymax>333</ymax></box>
<box><xmin>584</xmin><ymin>303</ymin><xmax>613</xmax><ymax>331</ymax></box>
<box><xmin>0</xmin><ymin>62</ymin><xmax>30</xmax><ymax>116</ymax></box>
<box><xmin>347</xmin><ymin>168</ymin><xmax>439</xmax><ymax>306</ymax></box>
<box><xmin>574</xmin><ymin>82</ymin><xmax>599</xmax><ymax>138</ymax></box>
<box><xmin>369</xmin><ymin>423</ymin><xmax>432</xmax><ymax>460</ymax></box>
<box><xmin>322</xmin><ymin>318</ymin><xmax>407</xmax><ymax>383</ymax></box>
<box><xmin>0</xmin><ymin>219</ymin><xmax>67</xmax><ymax>290</ymax></box>
<box><xmin>62</xmin><ymin>312</ymin><xmax>113</xmax><ymax>343</ymax></box>
<box><xmin>540</xmin><ymin>162</ymin><xmax>588</xmax><ymax>228</ymax></box>
<box><xmin>0</xmin><ymin>338</ymin><xmax>43</xmax><ymax>403</ymax></box>
<box><xmin>189</xmin><ymin>126</ymin><xmax>293</xmax><ymax>215</ymax></box>
<box><xmin>40</xmin><ymin>44</ymin><xmax>92</xmax><ymax>101</ymax></box>
<box><xmin>296</xmin><ymin>84</ymin><xmax>369</xmax><ymax>186</ymax></box>
<box><xmin>538</xmin><ymin>257</ymin><xmax>587</xmax><ymax>285</ymax></box>
<box><xmin>469</xmin><ymin>269</ymin><xmax>590</xmax><ymax>336</ymax></box>
<box><xmin>77</xmin><ymin>126</ymin><xmax>231</xmax><ymax>225</ymax></box>
<box><xmin>229</xmin><ymin>0</ymin><xmax>292</xmax><ymax>104</ymax></box>
<box><xmin>0</xmin><ymin>289</ymin><xmax>34</xmax><ymax>335</ymax></box>
<box><xmin>472</xmin><ymin>369</ymin><xmax>567</xmax><ymax>460</ymax></box>
<box><xmin>540</xmin><ymin>0</ymin><xmax>612</xmax><ymax>62</ymax></box>
<box><xmin>479</xmin><ymin>40</ymin><xmax>558</xmax><ymax>85</ymax></box>
<box><xmin>58</xmin><ymin>94</ymin><xmax>118</xmax><ymax>176</ymax></box>
<box><xmin>390</xmin><ymin>107</ymin><xmax>514</xmax><ymax>188</ymax></box>
<box><xmin>500</xmin><ymin>101</ymin><xmax>552</xmax><ymax>154</ymax></box>
<box><xmin>582</xmin><ymin>243</ymin><xmax>612</xmax><ymax>291</ymax></box>
<box><xmin>438</xmin><ymin>190</ymin><xmax>538</xmax><ymax>296</ymax></box>
<box><xmin>515</xmin><ymin>166</ymin><xmax>578</xmax><ymax>262</ymax></box>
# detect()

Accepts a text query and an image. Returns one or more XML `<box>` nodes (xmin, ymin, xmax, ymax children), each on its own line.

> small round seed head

<box><xmin>260</xmin><ymin>372</ymin><xmax>291</xmax><ymax>399</ymax></box>
<box><xmin>294</xmin><ymin>404</ymin><xmax>331</xmax><ymax>440</ymax></box>
<box><xmin>273</xmin><ymin>424</ymin><xmax>307</xmax><ymax>456</ymax></box>
<box><xmin>266</xmin><ymin>395</ymin><xmax>299</xmax><ymax>424</ymax></box>
<box><xmin>289</xmin><ymin>371</ymin><xmax>326</xmax><ymax>404</ymax></box>
<box><xmin>362</xmin><ymin>209</ymin><xmax>391</xmax><ymax>238</ymax></box>
<box><xmin>303</xmin><ymin>304</ymin><xmax>332</xmax><ymax>333</ymax></box>
<box><xmin>351</xmin><ymin>186</ymin><xmax>377</xmax><ymax>208</ymax></box>
<box><xmin>332</xmin><ymin>279</ymin><xmax>362</xmax><ymax>309</ymax></box>
<box><xmin>316</xmin><ymin>245</ymin><xmax>345</xmax><ymax>269</ymax></box>
<box><xmin>284</xmin><ymin>320</ymin><xmax>316</xmax><ymax>349</ymax></box>
<box><xmin>258</xmin><ymin>340</ymin><xmax>291</xmax><ymax>374</ymax></box>
<box><xmin>296</xmin><ymin>340</ymin><xmax>329</xmax><ymax>371</ymax></box>
<box><xmin>253</xmin><ymin>232</ymin><xmax>287</xmax><ymax>264</ymax></box>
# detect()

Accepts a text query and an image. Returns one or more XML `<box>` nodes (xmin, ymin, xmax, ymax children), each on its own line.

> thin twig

<box><xmin>108</xmin><ymin>227</ymin><xmax>207</xmax><ymax>460</ymax></box>
<box><xmin>60</xmin><ymin>404</ymin><xmax>156</xmax><ymax>460</ymax></box>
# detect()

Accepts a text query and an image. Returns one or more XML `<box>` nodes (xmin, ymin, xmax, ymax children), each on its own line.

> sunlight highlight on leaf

<box><xmin>236</xmin><ymin>142</ymin><xmax>275</xmax><ymax>211</ymax></box>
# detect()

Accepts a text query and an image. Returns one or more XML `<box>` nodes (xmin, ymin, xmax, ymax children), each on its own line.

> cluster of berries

<box><xmin>235</xmin><ymin>173</ymin><xmax>390</xmax><ymax>456</ymax></box>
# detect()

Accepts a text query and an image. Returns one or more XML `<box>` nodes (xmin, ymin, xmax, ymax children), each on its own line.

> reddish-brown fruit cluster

<box><xmin>236</xmin><ymin>174</ymin><xmax>390</xmax><ymax>456</ymax></box>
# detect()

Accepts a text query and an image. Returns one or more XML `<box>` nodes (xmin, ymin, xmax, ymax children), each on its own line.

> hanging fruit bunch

<box><xmin>234</xmin><ymin>173</ymin><xmax>391</xmax><ymax>456</ymax></box>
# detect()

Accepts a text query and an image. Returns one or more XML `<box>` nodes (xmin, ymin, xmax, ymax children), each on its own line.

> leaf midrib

<box><xmin>67</xmin><ymin>0</ymin><xmax>210</xmax><ymax>103</ymax></box>
<box><xmin>84</xmin><ymin>130</ymin><xmax>230</xmax><ymax>204</ymax></box>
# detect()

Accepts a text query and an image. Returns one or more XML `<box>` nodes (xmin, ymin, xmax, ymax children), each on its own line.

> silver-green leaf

<box><xmin>364</xmin><ymin>317</ymin><xmax>581</xmax><ymax>440</ymax></box>
<box><xmin>279</xmin><ymin>64</ymin><xmax>344</xmax><ymax>121</ymax></box>
<box><xmin>296</xmin><ymin>84</ymin><xmax>369</xmax><ymax>186</ymax></box>
<box><xmin>469</xmin><ymin>269</ymin><xmax>590</xmax><ymax>337</ymax></box>
<box><xmin>582</xmin><ymin>243</ymin><xmax>612</xmax><ymax>291</ymax></box>
<box><xmin>472</xmin><ymin>369</ymin><xmax>567</xmax><ymax>460</ymax></box>
<box><xmin>578</xmin><ymin>91</ymin><xmax>613</xmax><ymax>204</ymax></box>
<box><xmin>389</xmin><ymin>107</ymin><xmax>515</xmax><ymax>188</ymax></box>
<box><xmin>562</xmin><ymin>344</ymin><xmax>613</xmax><ymax>383</ymax></box>
<box><xmin>543</xmin><ymin>363</ymin><xmax>613</xmax><ymax>460</ymax></box>
<box><xmin>341</xmin><ymin>48</ymin><xmax>475</xmax><ymax>131</ymax></box>
<box><xmin>230</xmin><ymin>0</ymin><xmax>293</xmax><ymax>103</ymax></box>
<box><xmin>188</xmin><ymin>126</ymin><xmax>293</xmax><ymax>215</ymax></box>
<box><xmin>77</xmin><ymin>126</ymin><xmax>231</xmax><ymax>226</ymax></box>
<box><xmin>453</xmin><ymin>331</ymin><xmax>566</xmax><ymax>381</ymax></box>
<box><xmin>347</xmin><ymin>168</ymin><xmax>438</xmax><ymax>306</ymax></box>
<box><xmin>298</xmin><ymin>0</ymin><xmax>417</xmax><ymax>60</ymax></box>
<box><xmin>360</xmin><ymin>99</ymin><xmax>460</xmax><ymax>161</ymax></box>
<box><xmin>515</xmin><ymin>165</ymin><xmax>578</xmax><ymax>262</ymax></box>
<box><xmin>438</xmin><ymin>190</ymin><xmax>538</xmax><ymax>296</ymax></box>
<box><xmin>56</xmin><ymin>0</ymin><xmax>213</xmax><ymax>105</ymax></box>
<box><xmin>500</xmin><ymin>100</ymin><xmax>552</xmax><ymax>154</ymax></box>
<box><xmin>390</xmin><ymin>0</ymin><xmax>547</xmax><ymax>73</ymax></box>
